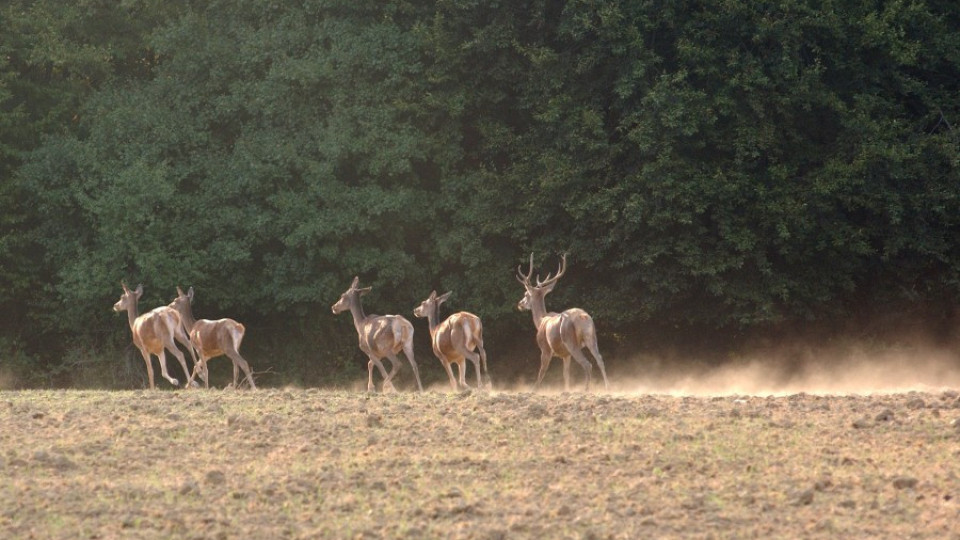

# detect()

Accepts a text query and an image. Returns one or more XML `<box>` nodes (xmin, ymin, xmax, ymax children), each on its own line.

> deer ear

<box><xmin>134</xmin><ymin>284</ymin><xmax>144</xmax><ymax>298</ymax></box>
<box><xmin>350</xmin><ymin>276</ymin><xmax>360</xmax><ymax>289</ymax></box>
<box><xmin>121</xmin><ymin>281</ymin><xmax>130</xmax><ymax>293</ymax></box>
<box><xmin>357</xmin><ymin>286</ymin><xmax>372</xmax><ymax>296</ymax></box>
<box><xmin>187</xmin><ymin>287</ymin><xmax>195</xmax><ymax>301</ymax></box>
<box><xmin>429</xmin><ymin>290</ymin><xmax>437</xmax><ymax>299</ymax></box>
<box><xmin>437</xmin><ymin>291</ymin><xmax>452</xmax><ymax>304</ymax></box>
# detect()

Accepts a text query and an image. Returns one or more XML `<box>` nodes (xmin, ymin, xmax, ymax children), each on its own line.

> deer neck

<box><xmin>125</xmin><ymin>301</ymin><xmax>139</xmax><ymax>332</ymax></box>
<box><xmin>529</xmin><ymin>297</ymin><xmax>549</xmax><ymax>329</ymax></box>
<box><xmin>426</xmin><ymin>305</ymin><xmax>441</xmax><ymax>337</ymax></box>
<box><xmin>180</xmin><ymin>305</ymin><xmax>197</xmax><ymax>332</ymax></box>
<box><xmin>347</xmin><ymin>297</ymin><xmax>368</xmax><ymax>334</ymax></box>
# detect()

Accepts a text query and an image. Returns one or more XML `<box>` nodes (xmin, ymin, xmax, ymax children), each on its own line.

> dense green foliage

<box><xmin>2</xmin><ymin>0</ymin><xmax>958</xmax><ymax>387</ymax></box>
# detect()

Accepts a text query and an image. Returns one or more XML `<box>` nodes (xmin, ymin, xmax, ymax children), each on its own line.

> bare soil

<box><xmin>1</xmin><ymin>386</ymin><xmax>959</xmax><ymax>539</ymax></box>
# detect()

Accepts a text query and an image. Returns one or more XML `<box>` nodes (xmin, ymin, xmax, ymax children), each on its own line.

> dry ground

<box><xmin>1</xmin><ymin>385</ymin><xmax>959</xmax><ymax>539</ymax></box>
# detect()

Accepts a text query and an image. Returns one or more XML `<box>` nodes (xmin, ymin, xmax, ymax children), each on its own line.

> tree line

<box><xmin>1</xmin><ymin>0</ymin><xmax>958</xmax><ymax>388</ymax></box>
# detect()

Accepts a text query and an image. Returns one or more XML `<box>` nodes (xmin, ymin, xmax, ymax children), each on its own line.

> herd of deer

<box><xmin>113</xmin><ymin>253</ymin><xmax>610</xmax><ymax>392</ymax></box>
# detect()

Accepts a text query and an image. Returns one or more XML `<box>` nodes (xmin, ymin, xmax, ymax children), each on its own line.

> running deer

<box><xmin>516</xmin><ymin>253</ymin><xmax>609</xmax><ymax>391</ymax></box>
<box><xmin>113</xmin><ymin>282</ymin><xmax>197</xmax><ymax>389</ymax></box>
<box><xmin>168</xmin><ymin>286</ymin><xmax>257</xmax><ymax>390</ymax></box>
<box><xmin>331</xmin><ymin>277</ymin><xmax>423</xmax><ymax>392</ymax></box>
<box><xmin>413</xmin><ymin>290</ymin><xmax>489</xmax><ymax>391</ymax></box>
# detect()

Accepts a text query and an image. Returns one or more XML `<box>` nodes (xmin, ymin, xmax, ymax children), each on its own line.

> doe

<box><xmin>413</xmin><ymin>290</ymin><xmax>489</xmax><ymax>391</ymax></box>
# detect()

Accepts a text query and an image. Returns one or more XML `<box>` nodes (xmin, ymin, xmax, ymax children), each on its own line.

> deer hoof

<box><xmin>168</xmin><ymin>378</ymin><xmax>180</xmax><ymax>387</ymax></box>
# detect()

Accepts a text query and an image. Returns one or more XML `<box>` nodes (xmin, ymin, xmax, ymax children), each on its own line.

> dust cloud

<box><xmin>616</xmin><ymin>342</ymin><xmax>960</xmax><ymax>397</ymax></box>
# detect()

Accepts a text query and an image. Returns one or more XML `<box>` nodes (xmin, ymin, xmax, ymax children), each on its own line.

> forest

<box><xmin>1</xmin><ymin>0</ymin><xmax>958</xmax><ymax>388</ymax></box>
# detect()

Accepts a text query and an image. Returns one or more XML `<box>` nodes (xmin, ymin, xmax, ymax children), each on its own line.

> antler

<box><xmin>516</xmin><ymin>253</ymin><xmax>535</xmax><ymax>286</ymax></box>
<box><xmin>536</xmin><ymin>253</ymin><xmax>568</xmax><ymax>288</ymax></box>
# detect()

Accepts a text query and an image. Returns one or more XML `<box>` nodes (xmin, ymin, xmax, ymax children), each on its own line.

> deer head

<box><xmin>168</xmin><ymin>286</ymin><xmax>194</xmax><ymax>312</ymax></box>
<box><xmin>113</xmin><ymin>282</ymin><xmax>143</xmax><ymax>313</ymax></box>
<box><xmin>331</xmin><ymin>276</ymin><xmax>372</xmax><ymax>314</ymax></box>
<box><xmin>413</xmin><ymin>290</ymin><xmax>452</xmax><ymax>320</ymax></box>
<box><xmin>516</xmin><ymin>253</ymin><xmax>567</xmax><ymax>312</ymax></box>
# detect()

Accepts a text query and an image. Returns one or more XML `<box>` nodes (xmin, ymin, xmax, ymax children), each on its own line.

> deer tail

<box><xmin>232</xmin><ymin>322</ymin><xmax>246</xmax><ymax>351</ymax></box>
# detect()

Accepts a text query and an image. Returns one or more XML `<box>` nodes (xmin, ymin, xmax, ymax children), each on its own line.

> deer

<box><xmin>413</xmin><ymin>290</ymin><xmax>489</xmax><ymax>391</ymax></box>
<box><xmin>113</xmin><ymin>282</ymin><xmax>198</xmax><ymax>389</ymax></box>
<box><xmin>331</xmin><ymin>276</ymin><xmax>423</xmax><ymax>393</ymax></box>
<box><xmin>168</xmin><ymin>286</ymin><xmax>257</xmax><ymax>390</ymax></box>
<box><xmin>516</xmin><ymin>253</ymin><xmax>609</xmax><ymax>391</ymax></box>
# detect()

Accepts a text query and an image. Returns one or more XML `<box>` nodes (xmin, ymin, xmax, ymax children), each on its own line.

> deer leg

<box><xmin>534</xmin><ymin>349</ymin><xmax>553</xmax><ymax>390</ymax></box>
<box><xmin>453</xmin><ymin>342</ymin><xmax>482</xmax><ymax>389</ymax></box>
<box><xmin>402</xmin><ymin>341</ymin><xmax>423</xmax><ymax>392</ymax></box>
<box><xmin>186</xmin><ymin>357</ymin><xmax>200</xmax><ymax>387</ymax></box>
<box><xmin>477</xmin><ymin>341</ymin><xmax>490</xmax><ymax>389</ymax></box>
<box><xmin>366</xmin><ymin>359</ymin><xmax>376</xmax><ymax>392</ymax></box>
<box><xmin>190</xmin><ymin>354</ymin><xmax>211</xmax><ymax>389</ymax></box>
<box><xmin>562</xmin><ymin>357</ymin><xmax>572</xmax><ymax>391</ymax></box>
<box><xmin>586</xmin><ymin>341</ymin><xmax>609</xmax><ymax>390</ymax></box>
<box><xmin>440</xmin><ymin>359</ymin><xmax>459</xmax><ymax>391</ymax></box>
<box><xmin>383</xmin><ymin>354</ymin><xmax>402</xmax><ymax>387</ymax></box>
<box><xmin>173</xmin><ymin>326</ymin><xmax>198</xmax><ymax>373</ymax></box>
<box><xmin>466</xmin><ymin>354</ymin><xmax>481</xmax><ymax>389</ymax></box>
<box><xmin>138</xmin><ymin>348</ymin><xmax>156</xmax><ymax>389</ymax></box>
<box><xmin>370</xmin><ymin>355</ymin><xmax>394</xmax><ymax>393</ymax></box>
<box><xmin>165</xmin><ymin>341</ymin><xmax>193</xmax><ymax>388</ymax></box>
<box><xmin>155</xmin><ymin>349</ymin><xmax>180</xmax><ymax>387</ymax></box>
<box><xmin>568</xmin><ymin>349</ymin><xmax>594</xmax><ymax>391</ymax></box>
<box><xmin>224</xmin><ymin>346</ymin><xmax>257</xmax><ymax>390</ymax></box>
<box><xmin>455</xmin><ymin>359</ymin><xmax>470</xmax><ymax>390</ymax></box>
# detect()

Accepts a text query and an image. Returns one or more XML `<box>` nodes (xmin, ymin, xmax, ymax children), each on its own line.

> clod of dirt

<box><xmin>441</xmin><ymin>488</ymin><xmax>464</xmax><ymax>499</ymax></box>
<box><xmin>838</xmin><ymin>500</ymin><xmax>856</xmax><ymax>509</ymax></box>
<box><xmin>32</xmin><ymin>450</ymin><xmax>76</xmax><ymax>471</ymax></box>
<box><xmin>205</xmin><ymin>470</ymin><xmax>227</xmax><ymax>486</ymax></box>
<box><xmin>905</xmin><ymin>398</ymin><xmax>925</xmax><ymax>410</ymax></box>
<box><xmin>874</xmin><ymin>409</ymin><xmax>894</xmax><ymax>422</ymax></box>
<box><xmin>527</xmin><ymin>404</ymin><xmax>548</xmax><ymax>419</ymax></box>
<box><xmin>365</xmin><ymin>413</ymin><xmax>383</xmax><ymax>428</ymax></box>
<box><xmin>814</xmin><ymin>477</ymin><xmax>833</xmax><ymax>491</ymax></box>
<box><xmin>851</xmin><ymin>418</ymin><xmax>872</xmax><ymax>429</ymax></box>
<box><xmin>793</xmin><ymin>489</ymin><xmax>815</xmax><ymax>506</ymax></box>
<box><xmin>179</xmin><ymin>481</ymin><xmax>198</xmax><ymax>495</ymax></box>
<box><xmin>892</xmin><ymin>477</ymin><xmax>918</xmax><ymax>490</ymax></box>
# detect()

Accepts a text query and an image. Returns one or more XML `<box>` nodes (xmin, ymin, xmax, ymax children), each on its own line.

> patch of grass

<box><xmin>1</xmin><ymin>389</ymin><xmax>958</xmax><ymax>538</ymax></box>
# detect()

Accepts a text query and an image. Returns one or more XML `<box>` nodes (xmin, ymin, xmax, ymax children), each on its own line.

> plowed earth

<box><xmin>2</xmin><ymin>388</ymin><xmax>959</xmax><ymax>539</ymax></box>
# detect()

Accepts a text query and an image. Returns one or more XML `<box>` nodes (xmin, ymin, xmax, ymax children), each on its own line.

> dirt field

<box><xmin>1</xmin><ymin>383</ymin><xmax>959</xmax><ymax>539</ymax></box>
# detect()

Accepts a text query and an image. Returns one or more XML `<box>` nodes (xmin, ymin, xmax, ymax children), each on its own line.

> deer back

<box><xmin>537</xmin><ymin>308</ymin><xmax>594</xmax><ymax>357</ymax></box>
<box><xmin>133</xmin><ymin>307</ymin><xmax>182</xmax><ymax>354</ymax></box>
<box><xmin>191</xmin><ymin>318</ymin><xmax>245</xmax><ymax>357</ymax></box>
<box><xmin>433</xmin><ymin>312</ymin><xmax>482</xmax><ymax>358</ymax></box>
<box><xmin>359</xmin><ymin>314</ymin><xmax>412</xmax><ymax>356</ymax></box>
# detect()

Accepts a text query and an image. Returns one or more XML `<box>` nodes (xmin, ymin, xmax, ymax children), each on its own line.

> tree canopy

<box><xmin>2</xmin><ymin>0</ymin><xmax>958</xmax><ymax>387</ymax></box>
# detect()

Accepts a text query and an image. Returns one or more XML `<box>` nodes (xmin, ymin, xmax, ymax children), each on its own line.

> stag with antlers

<box><xmin>168</xmin><ymin>286</ymin><xmax>257</xmax><ymax>390</ymax></box>
<box><xmin>414</xmin><ymin>290</ymin><xmax>489</xmax><ymax>391</ymax></box>
<box><xmin>516</xmin><ymin>253</ymin><xmax>609</xmax><ymax>391</ymax></box>
<box><xmin>332</xmin><ymin>277</ymin><xmax>423</xmax><ymax>393</ymax></box>
<box><xmin>113</xmin><ymin>283</ymin><xmax>198</xmax><ymax>389</ymax></box>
